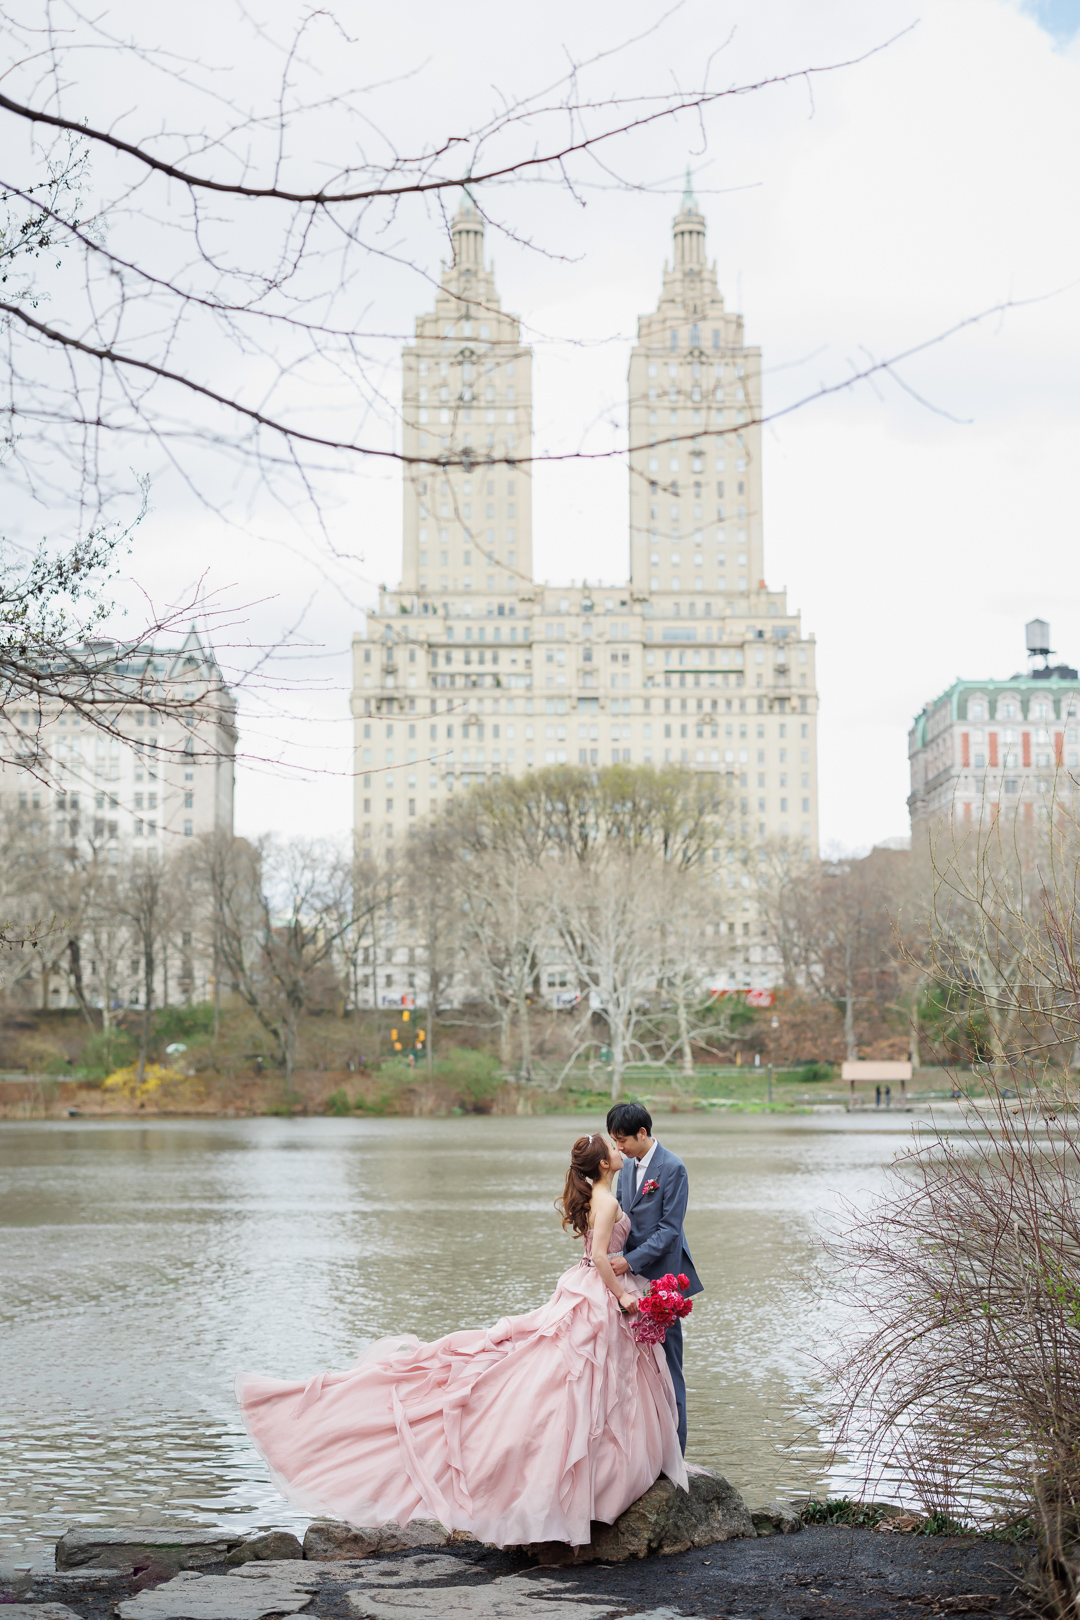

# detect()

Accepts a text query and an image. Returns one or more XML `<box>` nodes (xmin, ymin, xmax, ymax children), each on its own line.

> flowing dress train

<box><xmin>235</xmin><ymin>1213</ymin><xmax>686</xmax><ymax>1548</ymax></box>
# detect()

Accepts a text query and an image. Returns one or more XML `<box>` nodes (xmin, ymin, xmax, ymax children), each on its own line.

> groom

<box><xmin>607</xmin><ymin>1102</ymin><xmax>702</xmax><ymax>1454</ymax></box>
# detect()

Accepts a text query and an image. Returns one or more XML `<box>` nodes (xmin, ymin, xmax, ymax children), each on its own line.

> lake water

<box><xmin>0</xmin><ymin>1112</ymin><xmax>917</xmax><ymax>1565</ymax></box>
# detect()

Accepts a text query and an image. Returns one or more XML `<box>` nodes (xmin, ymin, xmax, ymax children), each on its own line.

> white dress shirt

<box><xmin>634</xmin><ymin>1139</ymin><xmax>659</xmax><ymax>1189</ymax></box>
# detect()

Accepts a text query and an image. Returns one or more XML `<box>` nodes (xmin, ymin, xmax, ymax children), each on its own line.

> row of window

<box><xmin>969</xmin><ymin>753</ymin><xmax>1080</xmax><ymax>771</ymax></box>
<box><xmin>367</xmin><ymin>636</ymin><xmax>801</xmax><ymax>666</ymax></box>
<box><xmin>416</xmin><ymin>356</ymin><xmax>517</xmax><ymax>377</ymax></box>
<box><xmin>49</xmin><ymin>814</ymin><xmax>196</xmax><ymax>841</ymax></box>
<box><xmin>417</xmin><ymin>385</ymin><xmax>516</xmax><ymax>405</ymax></box>
<box><xmin>361</xmin><ymin>712</ymin><xmax>810</xmax><ymax>743</ymax></box>
<box><xmin>966</xmin><ymin>698</ymin><xmax>1078</xmax><ymax>722</ymax></box>
<box><xmin>416</xmin><ymin>408</ymin><xmax>520</xmax><ymax>428</ymax></box>
<box><xmin>647</xmin><ymin>328</ymin><xmax>746</xmax><ymax>353</ymax></box>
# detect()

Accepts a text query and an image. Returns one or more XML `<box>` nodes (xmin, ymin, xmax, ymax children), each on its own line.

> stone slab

<box><xmin>233</xmin><ymin>1563</ymin><xmax>365</xmax><ymax>1583</ymax></box>
<box><xmin>225</xmin><ymin>1533</ymin><xmax>303</xmax><ymax>1566</ymax></box>
<box><xmin>48</xmin><ymin>1570</ymin><xmax>129</xmax><ymax>1582</ymax></box>
<box><xmin>229</xmin><ymin>1565</ymin><xmax>323</xmax><ymax>1582</ymax></box>
<box><xmin>55</xmin><ymin>1528</ymin><xmax>243</xmax><ymax>1573</ymax></box>
<box><xmin>117</xmin><ymin>1568</ymin><xmax>317</xmax><ymax>1620</ymax></box>
<box><xmin>0</xmin><ymin>1607</ymin><xmax>85</xmax><ymax>1620</ymax></box>
<box><xmin>346</xmin><ymin>1574</ymin><xmax>624</xmax><ymax>1619</ymax></box>
<box><xmin>344</xmin><ymin>1555</ymin><xmax>465</xmax><ymax>1586</ymax></box>
<box><xmin>302</xmin><ymin>1520</ymin><xmax>450</xmax><ymax>1560</ymax></box>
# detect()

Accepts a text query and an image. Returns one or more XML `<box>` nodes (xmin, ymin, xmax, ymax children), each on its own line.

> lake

<box><xmin>0</xmin><ymin>1112</ymin><xmax>915</xmax><ymax>1565</ymax></box>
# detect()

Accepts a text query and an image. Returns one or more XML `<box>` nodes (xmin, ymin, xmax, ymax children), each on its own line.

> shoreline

<box><xmin>22</xmin><ymin>1525</ymin><xmax>1027</xmax><ymax>1620</ymax></box>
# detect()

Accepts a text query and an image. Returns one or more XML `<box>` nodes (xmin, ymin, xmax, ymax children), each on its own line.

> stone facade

<box><xmin>0</xmin><ymin>628</ymin><xmax>236</xmax><ymax>851</ymax></box>
<box><xmin>908</xmin><ymin>649</ymin><xmax>1080</xmax><ymax>828</ymax></box>
<box><xmin>352</xmin><ymin>189</ymin><xmax>819</xmax><ymax>1003</ymax></box>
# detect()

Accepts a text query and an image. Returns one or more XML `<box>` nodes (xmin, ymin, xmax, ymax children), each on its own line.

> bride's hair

<box><xmin>556</xmin><ymin>1135</ymin><xmax>610</xmax><ymax>1236</ymax></box>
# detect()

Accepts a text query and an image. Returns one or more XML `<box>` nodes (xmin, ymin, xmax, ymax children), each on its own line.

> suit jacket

<box><xmin>617</xmin><ymin>1141</ymin><xmax>703</xmax><ymax>1295</ymax></box>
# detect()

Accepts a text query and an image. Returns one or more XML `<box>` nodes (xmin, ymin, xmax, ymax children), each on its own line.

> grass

<box><xmin>801</xmin><ymin>1498</ymin><xmax>972</xmax><ymax>1535</ymax></box>
<box><xmin>537</xmin><ymin>1064</ymin><xmax>963</xmax><ymax>1115</ymax></box>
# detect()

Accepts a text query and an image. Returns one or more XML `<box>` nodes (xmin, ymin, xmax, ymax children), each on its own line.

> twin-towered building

<box><xmin>908</xmin><ymin>620</ymin><xmax>1080</xmax><ymax>828</ymax></box>
<box><xmin>351</xmin><ymin>186</ymin><xmax>820</xmax><ymax>929</ymax></box>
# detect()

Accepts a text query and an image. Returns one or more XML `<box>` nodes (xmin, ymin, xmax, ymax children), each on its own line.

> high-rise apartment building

<box><xmin>0</xmin><ymin>627</ymin><xmax>237</xmax><ymax>849</ymax></box>
<box><xmin>908</xmin><ymin>620</ymin><xmax>1080</xmax><ymax>828</ymax></box>
<box><xmin>352</xmin><ymin>189</ymin><xmax>819</xmax><ymax>1001</ymax></box>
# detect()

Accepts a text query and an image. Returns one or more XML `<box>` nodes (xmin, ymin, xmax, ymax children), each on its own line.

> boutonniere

<box><xmin>640</xmin><ymin>1178</ymin><xmax>659</xmax><ymax>1196</ymax></box>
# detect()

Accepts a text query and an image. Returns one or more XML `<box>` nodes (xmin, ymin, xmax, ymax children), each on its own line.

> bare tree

<box><xmin>327</xmin><ymin>847</ymin><xmax>398</xmax><ymax>1067</ymax></box>
<box><xmin>549</xmin><ymin>848</ymin><xmax>691</xmax><ymax>1099</ymax></box>
<box><xmin>406</xmin><ymin>822</ymin><xmax>464</xmax><ymax>1079</ymax></box>
<box><xmin>192</xmin><ymin>833</ymin><xmax>352</xmax><ymax>1085</ymax></box>
<box><xmin>826</xmin><ymin>793</ymin><xmax>1080</xmax><ymax>1610</ymax></box>
<box><xmin>113</xmin><ymin>853</ymin><xmax>179</xmax><ymax>1078</ymax></box>
<box><xmin>0</xmin><ymin>10</ymin><xmax>906</xmax><ymax>547</ymax></box>
<box><xmin>761</xmin><ymin>843</ymin><xmax>912</xmax><ymax>1061</ymax></box>
<box><xmin>457</xmin><ymin>851</ymin><xmax>548</xmax><ymax>1076</ymax></box>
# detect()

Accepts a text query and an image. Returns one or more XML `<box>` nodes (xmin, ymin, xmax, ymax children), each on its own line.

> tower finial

<box><xmin>681</xmin><ymin>165</ymin><xmax>697</xmax><ymax>211</ymax></box>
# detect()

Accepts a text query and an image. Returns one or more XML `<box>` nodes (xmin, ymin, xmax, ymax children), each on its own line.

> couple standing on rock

<box><xmin>236</xmin><ymin>1103</ymin><xmax>702</xmax><ymax>1551</ymax></box>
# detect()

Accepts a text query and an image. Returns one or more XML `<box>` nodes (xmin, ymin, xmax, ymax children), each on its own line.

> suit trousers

<box><xmin>662</xmin><ymin>1317</ymin><xmax>687</xmax><ymax>1454</ymax></box>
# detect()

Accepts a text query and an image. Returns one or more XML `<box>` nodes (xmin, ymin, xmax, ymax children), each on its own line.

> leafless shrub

<box><xmin>827</xmin><ymin>791</ymin><xmax>1080</xmax><ymax>1616</ymax></box>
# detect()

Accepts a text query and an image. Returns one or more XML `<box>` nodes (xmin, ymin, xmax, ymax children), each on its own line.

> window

<box><xmin>184</xmin><ymin>791</ymin><xmax>193</xmax><ymax>808</ymax></box>
<box><xmin>183</xmin><ymin>820</ymin><xmax>193</xmax><ymax>837</ymax></box>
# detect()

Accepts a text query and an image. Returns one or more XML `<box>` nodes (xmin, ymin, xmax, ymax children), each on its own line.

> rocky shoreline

<box><xmin>2</xmin><ymin>1471</ymin><xmax>1028</xmax><ymax>1620</ymax></box>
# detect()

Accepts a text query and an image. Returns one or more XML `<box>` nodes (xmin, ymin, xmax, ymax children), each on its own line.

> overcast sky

<box><xmin>15</xmin><ymin>0</ymin><xmax>1080</xmax><ymax>853</ymax></box>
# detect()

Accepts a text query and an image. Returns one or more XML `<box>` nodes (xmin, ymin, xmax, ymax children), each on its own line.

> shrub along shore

<box><xmin>0</xmin><ymin>1001</ymin><xmax>965</xmax><ymax>1119</ymax></box>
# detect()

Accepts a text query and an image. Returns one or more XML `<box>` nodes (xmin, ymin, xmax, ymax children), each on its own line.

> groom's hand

<box><xmin>609</xmin><ymin>1255</ymin><xmax>630</xmax><ymax>1276</ymax></box>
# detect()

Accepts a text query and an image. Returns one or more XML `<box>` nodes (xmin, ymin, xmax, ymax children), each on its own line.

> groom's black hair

<box><xmin>606</xmin><ymin>1102</ymin><xmax>652</xmax><ymax>1138</ymax></box>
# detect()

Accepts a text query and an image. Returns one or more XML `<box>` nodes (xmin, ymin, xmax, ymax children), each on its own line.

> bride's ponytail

<box><xmin>556</xmin><ymin>1135</ymin><xmax>611</xmax><ymax>1236</ymax></box>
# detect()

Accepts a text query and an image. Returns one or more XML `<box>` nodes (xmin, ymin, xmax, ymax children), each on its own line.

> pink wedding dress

<box><xmin>235</xmin><ymin>1213</ymin><xmax>687</xmax><ymax>1548</ymax></box>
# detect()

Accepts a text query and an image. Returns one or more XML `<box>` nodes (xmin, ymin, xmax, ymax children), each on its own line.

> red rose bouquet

<box><xmin>631</xmin><ymin>1272</ymin><xmax>693</xmax><ymax>1345</ymax></box>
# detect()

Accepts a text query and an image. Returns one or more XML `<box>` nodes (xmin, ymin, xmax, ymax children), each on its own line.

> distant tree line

<box><xmin>6</xmin><ymin>765</ymin><xmax>1076</xmax><ymax>1095</ymax></box>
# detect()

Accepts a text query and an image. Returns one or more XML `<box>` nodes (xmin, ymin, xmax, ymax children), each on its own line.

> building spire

<box><xmin>450</xmin><ymin>190</ymin><xmax>485</xmax><ymax>274</ymax></box>
<box><xmin>681</xmin><ymin>165</ymin><xmax>697</xmax><ymax>212</ymax></box>
<box><xmin>672</xmin><ymin>169</ymin><xmax>706</xmax><ymax>272</ymax></box>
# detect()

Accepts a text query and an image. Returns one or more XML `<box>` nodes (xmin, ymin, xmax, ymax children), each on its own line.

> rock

<box><xmin>528</xmin><ymin>1464</ymin><xmax>755</xmax><ymax>1565</ymax></box>
<box><xmin>230</xmin><ymin>1563</ymin><xmax>336</xmax><ymax>1580</ymax></box>
<box><xmin>0</xmin><ymin>1561</ymin><xmax>34</xmax><ymax>1599</ymax></box>
<box><xmin>49</xmin><ymin>1570</ymin><xmax>131</xmax><ymax>1583</ymax></box>
<box><xmin>302</xmin><ymin>1519</ymin><xmax>450</xmax><ymax>1560</ymax></box>
<box><xmin>343</xmin><ymin>1555</ymin><xmax>464</xmax><ymax>1586</ymax></box>
<box><xmin>226</xmin><ymin>1533</ymin><xmax>304</xmax><ymax>1566</ymax></box>
<box><xmin>55</xmin><ymin>1527</ymin><xmax>243</xmax><ymax>1573</ymax></box>
<box><xmin>751</xmin><ymin>1500</ymin><xmax>802</xmax><ymax>1536</ymax></box>
<box><xmin>117</xmin><ymin>1567</ymin><xmax>318</xmax><ymax>1620</ymax></box>
<box><xmin>0</xmin><ymin>1608</ymin><xmax>85</xmax><ymax>1620</ymax></box>
<box><xmin>346</xmin><ymin>1573</ymin><xmax>623</xmax><ymax>1618</ymax></box>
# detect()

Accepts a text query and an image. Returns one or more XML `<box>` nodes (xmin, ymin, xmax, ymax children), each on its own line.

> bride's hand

<box><xmin>619</xmin><ymin>1292</ymin><xmax>640</xmax><ymax>1314</ymax></box>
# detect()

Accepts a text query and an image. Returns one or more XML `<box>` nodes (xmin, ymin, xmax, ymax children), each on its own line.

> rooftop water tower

<box><xmin>1023</xmin><ymin>619</ymin><xmax>1077</xmax><ymax>682</ymax></box>
<box><xmin>1026</xmin><ymin>618</ymin><xmax>1052</xmax><ymax>665</ymax></box>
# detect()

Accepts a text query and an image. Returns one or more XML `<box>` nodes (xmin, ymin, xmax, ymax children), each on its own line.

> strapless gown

<box><xmin>235</xmin><ymin>1212</ymin><xmax>686</xmax><ymax>1549</ymax></box>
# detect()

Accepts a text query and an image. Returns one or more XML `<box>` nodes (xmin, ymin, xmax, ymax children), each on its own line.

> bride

<box><xmin>235</xmin><ymin>1133</ymin><xmax>687</xmax><ymax>1549</ymax></box>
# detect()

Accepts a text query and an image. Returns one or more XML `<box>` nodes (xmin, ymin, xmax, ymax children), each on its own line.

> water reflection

<box><xmin>0</xmin><ymin>1113</ymin><xmax>913</xmax><ymax>1563</ymax></box>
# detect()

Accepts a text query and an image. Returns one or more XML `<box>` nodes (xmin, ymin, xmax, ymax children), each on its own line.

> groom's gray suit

<box><xmin>617</xmin><ymin>1142</ymin><xmax>702</xmax><ymax>1454</ymax></box>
